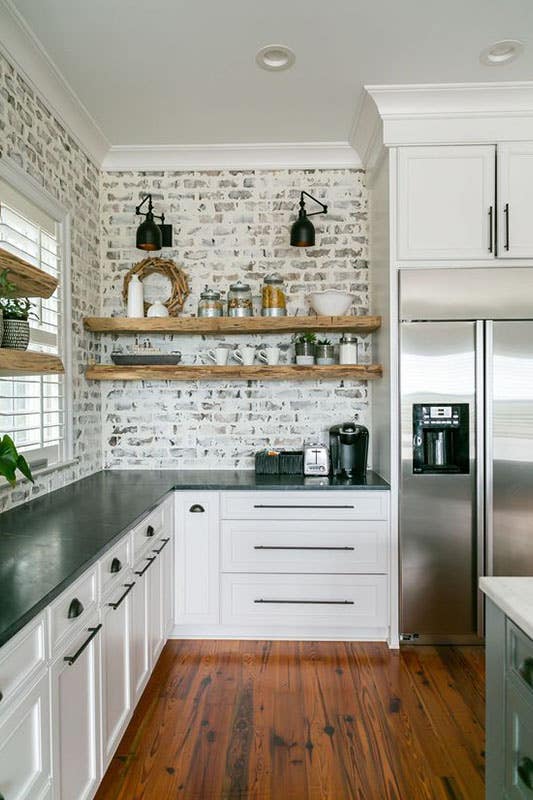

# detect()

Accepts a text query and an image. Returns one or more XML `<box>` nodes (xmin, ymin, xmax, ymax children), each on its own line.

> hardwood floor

<box><xmin>95</xmin><ymin>640</ymin><xmax>485</xmax><ymax>800</ymax></box>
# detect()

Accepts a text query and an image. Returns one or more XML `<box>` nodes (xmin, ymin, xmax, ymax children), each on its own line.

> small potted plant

<box><xmin>0</xmin><ymin>268</ymin><xmax>17</xmax><ymax>348</ymax></box>
<box><xmin>0</xmin><ymin>296</ymin><xmax>34</xmax><ymax>350</ymax></box>
<box><xmin>294</xmin><ymin>332</ymin><xmax>316</xmax><ymax>364</ymax></box>
<box><xmin>0</xmin><ymin>434</ymin><xmax>34</xmax><ymax>486</ymax></box>
<box><xmin>315</xmin><ymin>338</ymin><xmax>336</xmax><ymax>365</ymax></box>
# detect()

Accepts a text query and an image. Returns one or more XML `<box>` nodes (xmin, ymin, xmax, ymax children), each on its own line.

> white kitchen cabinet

<box><xmin>0</xmin><ymin>673</ymin><xmax>51</xmax><ymax>800</ymax></box>
<box><xmin>50</xmin><ymin>615</ymin><xmax>101</xmax><ymax>800</ymax></box>
<box><xmin>100</xmin><ymin>580</ymin><xmax>133</xmax><ymax>768</ymax></box>
<box><xmin>497</xmin><ymin>142</ymin><xmax>533</xmax><ymax>259</ymax></box>
<box><xmin>174</xmin><ymin>492</ymin><xmax>220</xmax><ymax>625</ymax></box>
<box><xmin>397</xmin><ymin>145</ymin><xmax>496</xmax><ymax>261</ymax></box>
<box><xmin>147</xmin><ymin>552</ymin><xmax>165</xmax><ymax>666</ymax></box>
<box><xmin>158</xmin><ymin>535</ymin><xmax>173</xmax><ymax>638</ymax></box>
<box><xmin>130</xmin><ymin>566</ymin><xmax>150</xmax><ymax>704</ymax></box>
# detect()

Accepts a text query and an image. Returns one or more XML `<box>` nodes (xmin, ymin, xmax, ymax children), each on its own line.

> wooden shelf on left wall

<box><xmin>0</xmin><ymin>248</ymin><xmax>58</xmax><ymax>298</ymax></box>
<box><xmin>0</xmin><ymin>350</ymin><xmax>65</xmax><ymax>376</ymax></box>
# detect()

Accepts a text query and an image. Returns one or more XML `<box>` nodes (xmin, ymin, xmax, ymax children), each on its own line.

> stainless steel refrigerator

<box><xmin>400</xmin><ymin>268</ymin><xmax>533</xmax><ymax>644</ymax></box>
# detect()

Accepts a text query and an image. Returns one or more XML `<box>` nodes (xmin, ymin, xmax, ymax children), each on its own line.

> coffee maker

<box><xmin>329</xmin><ymin>423</ymin><xmax>369</xmax><ymax>479</ymax></box>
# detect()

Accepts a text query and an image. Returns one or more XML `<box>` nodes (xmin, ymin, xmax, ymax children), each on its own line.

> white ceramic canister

<box><xmin>147</xmin><ymin>299</ymin><xmax>169</xmax><ymax>318</ymax></box>
<box><xmin>127</xmin><ymin>274</ymin><xmax>144</xmax><ymax>318</ymax></box>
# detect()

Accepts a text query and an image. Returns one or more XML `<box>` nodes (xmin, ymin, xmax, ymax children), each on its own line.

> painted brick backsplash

<box><xmin>100</xmin><ymin>168</ymin><xmax>370</xmax><ymax>469</ymax></box>
<box><xmin>0</xmin><ymin>52</ymin><xmax>102</xmax><ymax>510</ymax></box>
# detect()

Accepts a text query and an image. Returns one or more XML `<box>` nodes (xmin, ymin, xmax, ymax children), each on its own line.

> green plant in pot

<box><xmin>0</xmin><ymin>434</ymin><xmax>34</xmax><ymax>486</ymax></box>
<box><xmin>293</xmin><ymin>331</ymin><xmax>317</xmax><ymax>363</ymax></box>
<box><xmin>315</xmin><ymin>337</ymin><xmax>336</xmax><ymax>365</ymax></box>
<box><xmin>0</xmin><ymin>295</ymin><xmax>34</xmax><ymax>350</ymax></box>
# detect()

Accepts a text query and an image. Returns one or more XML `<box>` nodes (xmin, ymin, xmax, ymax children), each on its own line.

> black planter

<box><xmin>3</xmin><ymin>319</ymin><xmax>30</xmax><ymax>350</ymax></box>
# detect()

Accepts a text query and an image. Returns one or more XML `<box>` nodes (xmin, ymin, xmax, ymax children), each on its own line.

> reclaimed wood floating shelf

<box><xmin>83</xmin><ymin>314</ymin><xmax>381</xmax><ymax>336</ymax></box>
<box><xmin>86</xmin><ymin>364</ymin><xmax>383</xmax><ymax>382</ymax></box>
<box><xmin>0</xmin><ymin>247</ymin><xmax>58</xmax><ymax>298</ymax></box>
<box><xmin>0</xmin><ymin>349</ymin><xmax>65</xmax><ymax>376</ymax></box>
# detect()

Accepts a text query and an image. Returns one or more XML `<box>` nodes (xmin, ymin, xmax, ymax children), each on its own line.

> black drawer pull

<box><xmin>134</xmin><ymin>556</ymin><xmax>156</xmax><ymax>577</ymax></box>
<box><xmin>518</xmin><ymin>756</ymin><xmax>533</xmax><ymax>790</ymax></box>
<box><xmin>0</xmin><ymin>690</ymin><xmax>3</xmax><ymax>702</ymax></box>
<box><xmin>68</xmin><ymin>597</ymin><xmax>84</xmax><ymax>619</ymax></box>
<box><xmin>253</xmin><ymin>504</ymin><xmax>355</xmax><ymax>509</ymax></box>
<box><xmin>153</xmin><ymin>537</ymin><xmax>170</xmax><ymax>554</ymax></box>
<box><xmin>488</xmin><ymin>206</ymin><xmax>493</xmax><ymax>252</ymax></box>
<box><xmin>189</xmin><ymin>504</ymin><xmax>205</xmax><ymax>513</ymax></box>
<box><xmin>254</xmin><ymin>545</ymin><xmax>355</xmax><ymax>551</ymax></box>
<box><xmin>110</xmin><ymin>557</ymin><xmax>122</xmax><ymax>573</ymax></box>
<box><xmin>504</xmin><ymin>202</ymin><xmax>510</xmax><ymax>251</ymax></box>
<box><xmin>64</xmin><ymin>624</ymin><xmax>102</xmax><ymax>666</ymax></box>
<box><xmin>146</xmin><ymin>525</ymin><xmax>155</xmax><ymax>537</ymax></box>
<box><xmin>108</xmin><ymin>583</ymin><xmax>135</xmax><ymax>610</ymax></box>
<box><xmin>518</xmin><ymin>657</ymin><xmax>533</xmax><ymax>688</ymax></box>
<box><xmin>254</xmin><ymin>599</ymin><xmax>354</xmax><ymax>605</ymax></box>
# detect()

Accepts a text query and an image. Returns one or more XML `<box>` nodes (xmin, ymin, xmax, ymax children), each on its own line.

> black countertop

<box><xmin>0</xmin><ymin>469</ymin><xmax>389</xmax><ymax>648</ymax></box>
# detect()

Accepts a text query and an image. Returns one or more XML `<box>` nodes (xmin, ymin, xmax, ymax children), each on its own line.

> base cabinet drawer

<box><xmin>49</xmin><ymin>567</ymin><xmax>98</xmax><ymax>655</ymax></box>
<box><xmin>131</xmin><ymin>506</ymin><xmax>165</xmax><ymax>561</ymax></box>
<box><xmin>0</xmin><ymin>615</ymin><xmax>46</xmax><ymax>711</ymax></box>
<box><xmin>221</xmin><ymin>574</ymin><xmax>388</xmax><ymax>630</ymax></box>
<box><xmin>505</xmin><ymin>678</ymin><xmax>533</xmax><ymax>798</ymax></box>
<box><xmin>0</xmin><ymin>673</ymin><xmax>51</xmax><ymax>800</ymax></box>
<box><xmin>221</xmin><ymin>519</ymin><xmax>387</xmax><ymax>573</ymax></box>
<box><xmin>221</xmin><ymin>491</ymin><xmax>388</xmax><ymax>521</ymax></box>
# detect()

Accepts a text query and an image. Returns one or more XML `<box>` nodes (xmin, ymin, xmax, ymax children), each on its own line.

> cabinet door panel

<box><xmin>51</xmin><ymin>619</ymin><xmax>101</xmax><ymax>800</ymax></box>
<box><xmin>101</xmin><ymin>586</ymin><xmax>132</xmax><ymax>767</ymax></box>
<box><xmin>148</xmin><ymin>555</ymin><xmax>164</xmax><ymax>666</ymax></box>
<box><xmin>0</xmin><ymin>674</ymin><xmax>51</xmax><ymax>800</ymax></box>
<box><xmin>498</xmin><ymin>142</ymin><xmax>533</xmax><ymax>258</ymax></box>
<box><xmin>175</xmin><ymin>492</ymin><xmax>219</xmax><ymax>625</ymax></box>
<box><xmin>398</xmin><ymin>145</ymin><xmax>496</xmax><ymax>260</ymax></box>
<box><xmin>130</xmin><ymin>572</ymin><xmax>150</xmax><ymax>703</ymax></box>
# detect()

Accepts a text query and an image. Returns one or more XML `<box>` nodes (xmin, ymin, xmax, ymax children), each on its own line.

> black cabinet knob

<box><xmin>146</xmin><ymin>525</ymin><xmax>155</xmax><ymax>537</ymax></box>
<box><xmin>110</xmin><ymin>557</ymin><xmax>122</xmax><ymax>573</ymax></box>
<box><xmin>0</xmin><ymin>690</ymin><xmax>3</xmax><ymax>702</ymax></box>
<box><xmin>68</xmin><ymin>597</ymin><xmax>84</xmax><ymax>619</ymax></box>
<box><xmin>519</xmin><ymin>657</ymin><xmax>533</xmax><ymax>688</ymax></box>
<box><xmin>189</xmin><ymin>504</ymin><xmax>205</xmax><ymax>513</ymax></box>
<box><xmin>518</xmin><ymin>756</ymin><xmax>533</xmax><ymax>790</ymax></box>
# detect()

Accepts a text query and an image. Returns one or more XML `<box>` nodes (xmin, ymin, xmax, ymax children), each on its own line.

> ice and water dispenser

<box><xmin>412</xmin><ymin>404</ymin><xmax>470</xmax><ymax>474</ymax></box>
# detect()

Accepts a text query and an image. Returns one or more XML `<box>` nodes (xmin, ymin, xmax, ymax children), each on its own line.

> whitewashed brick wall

<box><xmin>0</xmin><ymin>52</ymin><xmax>102</xmax><ymax>510</ymax></box>
<box><xmin>100</xmin><ymin>168</ymin><xmax>370</xmax><ymax>469</ymax></box>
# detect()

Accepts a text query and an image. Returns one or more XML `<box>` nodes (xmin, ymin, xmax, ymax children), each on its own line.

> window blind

<box><xmin>0</xmin><ymin>180</ymin><xmax>65</xmax><ymax>468</ymax></box>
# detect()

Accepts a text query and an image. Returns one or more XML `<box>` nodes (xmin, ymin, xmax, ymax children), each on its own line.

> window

<box><xmin>0</xmin><ymin>174</ymin><xmax>71</xmax><ymax>470</ymax></box>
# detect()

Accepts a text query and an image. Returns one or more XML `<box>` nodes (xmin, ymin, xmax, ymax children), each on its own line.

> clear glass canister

<box><xmin>227</xmin><ymin>281</ymin><xmax>253</xmax><ymax>317</ymax></box>
<box><xmin>197</xmin><ymin>285</ymin><xmax>223</xmax><ymax>317</ymax></box>
<box><xmin>261</xmin><ymin>273</ymin><xmax>287</xmax><ymax>317</ymax></box>
<box><xmin>339</xmin><ymin>333</ymin><xmax>359</xmax><ymax>365</ymax></box>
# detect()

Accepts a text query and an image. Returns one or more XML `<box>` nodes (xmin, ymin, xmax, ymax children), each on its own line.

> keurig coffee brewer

<box><xmin>329</xmin><ymin>422</ymin><xmax>369</xmax><ymax>479</ymax></box>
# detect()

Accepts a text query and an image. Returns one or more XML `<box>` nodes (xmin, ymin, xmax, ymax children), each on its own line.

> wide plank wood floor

<box><xmin>95</xmin><ymin>640</ymin><xmax>485</xmax><ymax>800</ymax></box>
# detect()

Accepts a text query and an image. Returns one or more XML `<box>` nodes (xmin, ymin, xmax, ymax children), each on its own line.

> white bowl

<box><xmin>307</xmin><ymin>290</ymin><xmax>354</xmax><ymax>317</ymax></box>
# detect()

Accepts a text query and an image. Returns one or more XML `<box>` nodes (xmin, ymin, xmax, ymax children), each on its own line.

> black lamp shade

<box><xmin>136</xmin><ymin>214</ymin><xmax>162</xmax><ymax>251</ymax></box>
<box><xmin>290</xmin><ymin>214</ymin><xmax>315</xmax><ymax>247</ymax></box>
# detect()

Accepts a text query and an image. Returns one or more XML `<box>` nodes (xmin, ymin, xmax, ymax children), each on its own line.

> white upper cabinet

<box><xmin>497</xmin><ymin>142</ymin><xmax>533</xmax><ymax>259</ymax></box>
<box><xmin>397</xmin><ymin>145</ymin><xmax>496</xmax><ymax>261</ymax></box>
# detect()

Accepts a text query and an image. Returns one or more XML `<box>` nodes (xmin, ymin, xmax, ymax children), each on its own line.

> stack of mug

<box><xmin>205</xmin><ymin>345</ymin><xmax>282</xmax><ymax>366</ymax></box>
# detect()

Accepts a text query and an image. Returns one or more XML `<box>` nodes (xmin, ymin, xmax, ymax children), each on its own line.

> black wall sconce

<box><xmin>135</xmin><ymin>194</ymin><xmax>173</xmax><ymax>251</ymax></box>
<box><xmin>290</xmin><ymin>190</ymin><xmax>328</xmax><ymax>247</ymax></box>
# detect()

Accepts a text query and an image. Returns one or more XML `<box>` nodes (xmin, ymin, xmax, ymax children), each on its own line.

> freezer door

<box><xmin>400</xmin><ymin>322</ymin><xmax>478</xmax><ymax>641</ymax></box>
<box><xmin>489</xmin><ymin>322</ymin><xmax>533</xmax><ymax>577</ymax></box>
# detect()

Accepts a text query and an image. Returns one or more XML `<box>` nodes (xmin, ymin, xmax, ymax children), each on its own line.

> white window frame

<box><xmin>0</xmin><ymin>156</ymin><xmax>73</xmax><ymax>467</ymax></box>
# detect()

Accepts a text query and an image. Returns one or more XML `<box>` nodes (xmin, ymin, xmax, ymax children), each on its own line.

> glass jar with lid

<box><xmin>339</xmin><ymin>333</ymin><xmax>359</xmax><ymax>365</ymax></box>
<box><xmin>261</xmin><ymin>273</ymin><xmax>287</xmax><ymax>317</ymax></box>
<box><xmin>227</xmin><ymin>280</ymin><xmax>253</xmax><ymax>317</ymax></box>
<box><xmin>197</xmin><ymin>285</ymin><xmax>223</xmax><ymax>317</ymax></box>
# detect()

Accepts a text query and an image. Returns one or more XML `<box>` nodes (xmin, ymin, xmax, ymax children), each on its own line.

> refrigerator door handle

<box><xmin>485</xmin><ymin>321</ymin><xmax>494</xmax><ymax>580</ymax></box>
<box><xmin>475</xmin><ymin>320</ymin><xmax>486</xmax><ymax>638</ymax></box>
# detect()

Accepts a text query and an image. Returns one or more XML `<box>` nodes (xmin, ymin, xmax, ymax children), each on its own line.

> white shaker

<box><xmin>127</xmin><ymin>274</ymin><xmax>144</xmax><ymax>318</ymax></box>
<box><xmin>339</xmin><ymin>333</ymin><xmax>358</xmax><ymax>364</ymax></box>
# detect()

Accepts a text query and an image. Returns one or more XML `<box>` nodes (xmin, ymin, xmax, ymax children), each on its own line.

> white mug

<box><xmin>206</xmin><ymin>347</ymin><xmax>229</xmax><ymax>366</ymax></box>
<box><xmin>233</xmin><ymin>346</ymin><xmax>255</xmax><ymax>366</ymax></box>
<box><xmin>258</xmin><ymin>346</ymin><xmax>280</xmax><ymax>366</ymax></box>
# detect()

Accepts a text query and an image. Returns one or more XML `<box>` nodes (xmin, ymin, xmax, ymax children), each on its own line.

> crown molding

<box><xmin>0</xmin><ymin>0</ymin><xmax>109</xmax><ymax>166</ymax></box>
<box><xmin>102</xmin><ymin>142</ymin><xmax>362</xmax><ymax>172</ymax></box>
<box><xmin>354</xmin><ymin>81</ymin><xmax>533</xmax><ymax>160</ymax></box>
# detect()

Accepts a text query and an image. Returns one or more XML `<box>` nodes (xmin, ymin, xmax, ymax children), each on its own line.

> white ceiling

<box><xmin>8</xmin><ymin>0</ymin><xmax>533</xmax><ymax>148</ymax></box>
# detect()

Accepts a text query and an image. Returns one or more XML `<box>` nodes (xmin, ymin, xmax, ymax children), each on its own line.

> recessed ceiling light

<box><xmin>480</xmin><ymin>39</ymin><xmax>524</xmax><ymax>66</ymax></box>
<box><xmin>256</xmin><ymin>45</ymin><xmax>295</xmax><ymax>72</ymax></box>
